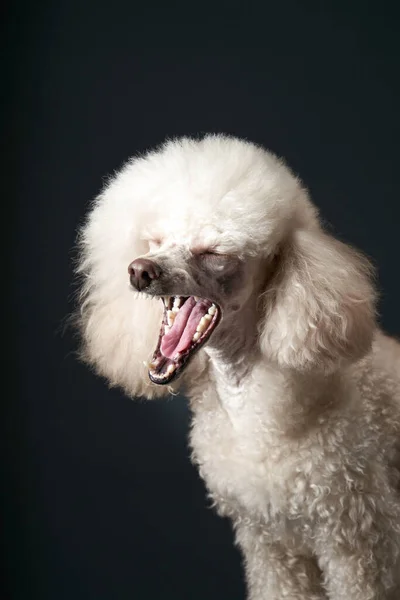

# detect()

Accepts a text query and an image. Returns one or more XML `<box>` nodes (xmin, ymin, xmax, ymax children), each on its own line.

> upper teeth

<box><xmin>163</xmin><ymin>296</ymin><xmax>172</xmax><ymax>309</ymax></box>
<box><xmin>167</xmin><ymin>310</ymin><xmax>175</xmax><ymax>326</ymax></box>
<box><xmin>173</xmin><ymin>297</ymin><xmax>182</xmax><ymax>308</ymax></box>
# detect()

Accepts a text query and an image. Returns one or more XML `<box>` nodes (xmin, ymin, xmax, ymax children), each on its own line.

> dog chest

<box><xmin>189</xmin><ymin>393</ymin><xmax>297</xmax><ymax>521</ymax></box>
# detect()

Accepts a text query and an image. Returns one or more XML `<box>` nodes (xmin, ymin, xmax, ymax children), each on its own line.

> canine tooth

<box><xmin>166</xmin><ymin>364</ymin><xmax>175</xmax><ymax>375</ymax></box>
<box><xmin>208</xmin><ymin>305</ymin><xmax>216</xmax><ymax>315</ymax></box>
<box><xmin>196</xmin><ymin>316</ymin><xmax>209</xmax><ymax>333</ymax></box>
<box><xmin>145</xmin><ymin>360</ymin><xmax>158</xmax><ymax>370</ymax></box>
<box><xmin>194</xmin><ymin>296</ymin><xmax>199</xmax><ymax>302</ymax></box>
<box><xmin>193</xmin><ymin>331</ymin><xmax>201</xmax><ymax>342</ymax></box>
<box><xmin>167</xmin><ymin>310</ymin><xmax>175</xmax><ymax>325</ymax></box>
<box><xmin>173</xmin><ymin>297</ymin><xmax>182</xmax><ymax>308</ymax></box>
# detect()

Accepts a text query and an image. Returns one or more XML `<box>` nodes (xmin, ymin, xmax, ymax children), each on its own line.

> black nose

<box><xmin>128</xmin><ymin>258</ymin><xmax>161</xmax><ymax>291</ymax></box>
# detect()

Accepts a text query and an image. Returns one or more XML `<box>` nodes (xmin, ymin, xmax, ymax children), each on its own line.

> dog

<box><xmin>76</xmin><ymin>135</ymin><xmax>400</xmax><ymax>599</ymax></box>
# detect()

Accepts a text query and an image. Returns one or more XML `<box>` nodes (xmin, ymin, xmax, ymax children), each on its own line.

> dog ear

<box><xmin>259</xmin><ymin>229</ymin><xmax>377</xmax><ymax>373</ymax></box>
<box><xmin>76</xmin><ymin>290</ymin><xmax>169</xmax><ymax>400</ymax></box>
<box><xmin>74</xmin><ymin>196</ymin><xmax>175</xmax><ymax>400</ymax></box>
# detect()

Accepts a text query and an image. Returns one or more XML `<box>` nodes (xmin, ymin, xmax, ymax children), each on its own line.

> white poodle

<box><xmin>76</xmin><ymin>135</ymin><xmax>400</xmax><ymax>599</ymax></box>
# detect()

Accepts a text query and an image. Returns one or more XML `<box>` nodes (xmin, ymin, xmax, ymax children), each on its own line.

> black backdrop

<box><xmin>5</xmin><ymin>2</ymin><xmax>400</xmax><ymax>599</ymax></box>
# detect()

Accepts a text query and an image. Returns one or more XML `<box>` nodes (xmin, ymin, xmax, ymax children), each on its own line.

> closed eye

<box><xmin>199</xmin><ymin>251</ymin><xmax>219</xmax><ymax>257</ymax></box>
<box><xmin>148</xmin><ymin>239</ymin><xmax>162</xmax><ymax>251</ymax></box>
<box><xmin>197</xmin><ymin>251</ymin><xmax>232</xmax><ymax>271</ymax></box>
<box><xmin>198</xmin><ymin>251</ymin><xmax>226</xmax><ymax>258</ymax></box>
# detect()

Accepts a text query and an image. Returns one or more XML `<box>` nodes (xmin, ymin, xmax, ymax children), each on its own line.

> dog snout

<box><xmin>128</xmin><ymin>258</ymin><xmax>161</xmax><ymax>291</ymax></box>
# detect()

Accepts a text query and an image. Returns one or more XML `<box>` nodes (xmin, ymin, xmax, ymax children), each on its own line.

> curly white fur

<box><xmin>76</xmin><ymin>135</ymin><xmax>400</xmax><ymax>599</ymax></box>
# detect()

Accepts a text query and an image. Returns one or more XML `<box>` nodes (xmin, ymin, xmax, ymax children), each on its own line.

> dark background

<box><xmin>5</xmin><ymin>1</ymin><xmax>400</xmax><ymax>599</ymax></box>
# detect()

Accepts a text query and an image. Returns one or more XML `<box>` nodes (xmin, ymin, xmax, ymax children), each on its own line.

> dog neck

<box><xmin>202</xmin><ymin>298</ymin><xmax>263</xmax><ymax>414</ymax></box>
<box><xmin>201</xmin><ymin>300</ymin><xmax>346</xmax><ymax>433</ymax></box>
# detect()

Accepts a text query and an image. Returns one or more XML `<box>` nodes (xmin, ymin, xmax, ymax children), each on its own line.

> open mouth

<box><xmin>148</xmin><ymin>296</ymin><xmax>221</xmax><ymax>385</ymax></box>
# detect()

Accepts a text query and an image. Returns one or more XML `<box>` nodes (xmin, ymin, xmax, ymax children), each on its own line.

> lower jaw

<box><xmin>147</xmin><ymin>296</ymin><xmax>221</xmax><ymax>385</ymax></box>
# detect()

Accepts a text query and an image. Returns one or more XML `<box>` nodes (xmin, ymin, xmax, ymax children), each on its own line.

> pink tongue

<box><xmin>160</xmin><ymin>298</ymin><xmax>209</xmax><ymax>359</ymax></box>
